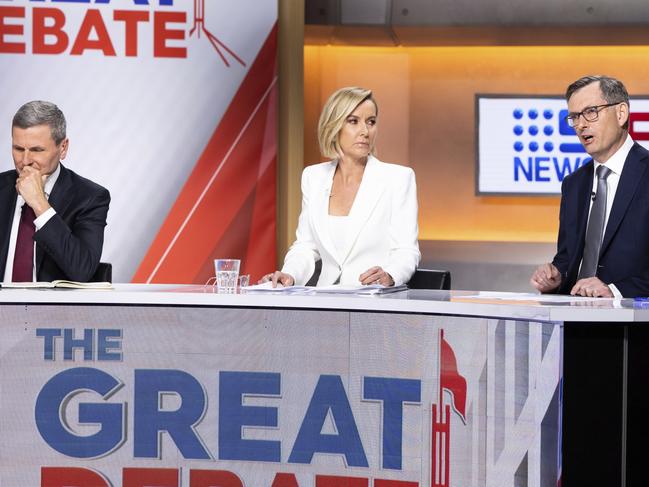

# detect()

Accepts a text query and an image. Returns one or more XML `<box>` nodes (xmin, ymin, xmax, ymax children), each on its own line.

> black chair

<box><xmin>407</xmin><ymin>268</ymin><xmax>451</xmax><ymax>290</ymax></box>
<box><xmin>91</xmin><ymin>262</ymin><xmax>112</xmax><ymax>282</ymax></box>
<box><xmin>305</xmin><ymin>259</ymin><xmax>322</xmax><ymax>287</ymax></box>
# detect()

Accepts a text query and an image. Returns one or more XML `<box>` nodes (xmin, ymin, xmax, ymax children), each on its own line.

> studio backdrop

<box><xmin>0</xmin><ymin>0</ymin><xmax>278</xmax><ymax>283</ymax></box>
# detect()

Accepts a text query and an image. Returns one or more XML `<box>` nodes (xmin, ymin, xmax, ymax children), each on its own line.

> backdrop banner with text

<box><xmin>0</xmin><ymin>0</ymin><xmax>278</xmax><ymax>283</ymax></box>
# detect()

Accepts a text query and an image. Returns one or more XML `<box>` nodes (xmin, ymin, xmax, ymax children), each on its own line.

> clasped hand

<box><xmin>16</xmin><ymin>166</ymin><xmax>50</xmax><ymax>216</ymax></box>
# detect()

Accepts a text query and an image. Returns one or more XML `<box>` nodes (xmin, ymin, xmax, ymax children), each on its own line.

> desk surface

<box><xmin>1</xmin><ymin>283</ymin><xmax>647</xmax><ymax>322</ymax></box>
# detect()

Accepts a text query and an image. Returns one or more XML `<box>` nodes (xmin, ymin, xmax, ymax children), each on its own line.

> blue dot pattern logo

<box><xmin>512</xmin><ymin>106</ymin><xmax>585</xmax><ymax>159</ymax></box>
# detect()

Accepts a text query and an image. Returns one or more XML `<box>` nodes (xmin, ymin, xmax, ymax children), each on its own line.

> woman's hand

<box><xmin>258</xmin><ymin>271</ymin><xmax>295</xmax><ymax>288</ymax></box>
<box><xmin>359</xmin><ymin>266</ymin><xmax>394</xmax><ymax>286</ymax></box>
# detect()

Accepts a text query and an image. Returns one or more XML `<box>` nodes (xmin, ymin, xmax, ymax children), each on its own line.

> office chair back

<box><xmin>407</xmin><ymin>268</ymin><xmax>451</xmax><ymax>290</ymax></box>
<box><xmin>91</xmin><ymin>262</ymin><xmax>112</xmax><ymax>282</ymax></box>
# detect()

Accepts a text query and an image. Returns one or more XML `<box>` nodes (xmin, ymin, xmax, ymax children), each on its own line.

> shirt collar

<box><xmin>594</xmin><ymin>134</ymin><xmax>634</xmax><ymax>176</ymax></box>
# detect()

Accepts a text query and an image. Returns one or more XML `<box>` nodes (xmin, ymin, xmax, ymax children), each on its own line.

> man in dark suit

<box><xmin>531</xmin><ymin>75</ymin><xmax>649</xmax><ymax>298</ymax></box>
<box><xmin>0</xmin><ymin>101</ymin><xmax>110</xmax><ymax>282</ymax></box>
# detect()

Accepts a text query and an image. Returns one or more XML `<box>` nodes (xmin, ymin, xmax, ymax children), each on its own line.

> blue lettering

<box><xmin>219</xmin><ymin>371</ymin><xmax>281</xmax><ymax>462</ymax></box>
<box><xmin>64</xmin><ymin>328</ymin><xmax>94</xmax><ymax>361</ymax></box>
<box><xmin>553</xmin><ymin>157</ymin><xmax>574</xmax><ymax>181</ymax></box>
<box><xmin>97</xmin><ymin>329</ymin><xmax>122</xmax><ymax>361</ymax></box>
<box><xmin>288</xmin><ymin>375</ymin><xmax>368</xmax><ymax>467</ymax></box>
<box><xmin>534</xmin><ymin>157</ymin><xmax>551</xmax><ymax>182</ymax></box>
<box><xmin>514</xmin><ymin>156</ymin><xmax>533</xmax><ymax>182</ymax></box>
<box><xmin>36</xmin><ymin>328</ymin><xmax>61</xmax><ymax>360</ymax></box>
<box><xmin>35</xmin><ymin>367</ymin><xmax>124</xmax><ymax>458</ymax></box>
<box><xmin>134</xmin><ymin>369</ymin><xmax>210</xmax><ymax>459</ymax></box>
<box><xmin>363</xmin><ymin>377</ymin><xmax>421</xmax><ymax>470</ymax></box>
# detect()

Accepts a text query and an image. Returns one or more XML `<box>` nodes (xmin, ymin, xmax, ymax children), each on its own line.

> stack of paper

<box><xmin>244</xmin><ymin>282</ymin><xmax>407</xmax><ymax>295</ymax></box>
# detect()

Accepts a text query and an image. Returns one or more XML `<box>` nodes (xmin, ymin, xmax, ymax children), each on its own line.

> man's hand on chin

<box><xmin>570</xmin><ymin>277</ymin><xmax>614</xmax><ymax>297</ymax></box>
<box><xmin>16</xmin><ymin>166</ymin><xmax>51</xmax><ymax>216</ymax></box>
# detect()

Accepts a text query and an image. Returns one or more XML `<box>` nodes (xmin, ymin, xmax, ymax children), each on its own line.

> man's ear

<box><xmin>59</xmin><ymin>138</ymin><xmax>69</xmax><ymax>160</ymax></box>
<box><xmin>618</xmin><ymin>102</ymin><xmax>630</xmax><ymax>128</ymax></box>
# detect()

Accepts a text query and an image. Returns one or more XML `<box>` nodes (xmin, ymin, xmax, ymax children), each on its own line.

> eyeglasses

<box><xmin>565</xmin><ymin>102</ymin><xmax>623</xmax><ymax>127</ymax></box>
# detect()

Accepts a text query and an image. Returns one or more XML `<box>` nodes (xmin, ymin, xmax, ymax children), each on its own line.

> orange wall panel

<box><xmin>304</xmin><ymin>44</ymin><xmax>649</xmax><ymax>243</ymax></box>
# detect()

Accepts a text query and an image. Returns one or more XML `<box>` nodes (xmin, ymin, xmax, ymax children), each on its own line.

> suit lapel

<box><xmin>0</xmin><ymin>172</ymin><xmax>18</xmax><ymax>274</ymax></box>
<box><xmin>600</xmin><ymin>144</ymin><xmax>648</xmax><ymax>257</ymax></box>
<box><xmin>310</xmin><ymin>161</ymin><xmax>340</xmax><ymax>263</ymax></box>
<box><xmin>36</xmin><ymin>164</ymin><xmax>74</xmax><ymax>273</ymax></box>
<box><xmin>339</xmin><ymin>156</ymin><xmax>386</xmax><ymax>265</ymax></box>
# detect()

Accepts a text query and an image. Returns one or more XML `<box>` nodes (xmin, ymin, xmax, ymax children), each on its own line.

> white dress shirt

<box><xmin>583</xmin><ymin>134</ymin><xmax>634</xmax><ymax>297</ymax></box>
<box><xmin>3</xmin><ymin>164</ymin><xmax>60</xmax><ymax>282</ymax></box>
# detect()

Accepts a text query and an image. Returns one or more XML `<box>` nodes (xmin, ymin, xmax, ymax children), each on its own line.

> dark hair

<box><xmin>12</xmin><ymin>100</ymin><xmax>67</xmax><ymax>145</ymax></box>
<box><xmin>566</xmin><ymin>75</ymin><xmax>629</xmax><ymax>130</ymax></box>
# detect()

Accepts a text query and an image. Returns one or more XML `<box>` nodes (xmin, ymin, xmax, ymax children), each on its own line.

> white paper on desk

<box><xmin>460</xmin><ymin>291</ymin><xmax>609</xmax><ymax>303</ymax></box>
<box><xmin>243</xmin><ymin>282</ymin><xmax>311</xmax><ymax>294</ymax></box>
<box><xmin>243</xmin><ymin>282</ymin><xmax>407</xmax><ymax>295</ymax></box>
<box><xmin>311</xmin><ymin>284</ymin><xmax>408</xmax><ymax>295</ymax></box>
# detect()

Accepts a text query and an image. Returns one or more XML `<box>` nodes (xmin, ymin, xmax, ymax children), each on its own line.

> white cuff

<box><xmin>34</xmin><ymin>207</ymin><xmax>56</xmax><ymax>230</ymax></box>
<box><xmin>608</xmin><ymin>283</ymin><xmax>623</xmax><ymax>299</ymax></box>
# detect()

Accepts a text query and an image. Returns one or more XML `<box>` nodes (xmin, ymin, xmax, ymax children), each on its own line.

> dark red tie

<box><xmin>12</xmin><ymin>204</ymin><xmax>36</xmax><ymax>282</ymax></box>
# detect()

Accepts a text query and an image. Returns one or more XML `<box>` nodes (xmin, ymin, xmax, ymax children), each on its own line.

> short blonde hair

<box><xmin>317</xmin><ymin>87</ymin><xmax>378</xmax><ymax>159</ymax></box>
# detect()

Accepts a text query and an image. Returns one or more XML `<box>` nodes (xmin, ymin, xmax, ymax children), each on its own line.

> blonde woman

<box><xmin>262</xmin><ymin>87</ymin><xmax>420</xmax><ymax>287</ymax></box>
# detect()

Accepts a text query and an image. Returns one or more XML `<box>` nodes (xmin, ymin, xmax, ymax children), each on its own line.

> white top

<box><xmin>3</xmin><ymin>163</ymin><xmax>61</xmax><ymax>282</ymax></box>
<box><xmin>327</xmin><ymin>214</ymin><xmax>350</xmax><ymax>264</ymax></box>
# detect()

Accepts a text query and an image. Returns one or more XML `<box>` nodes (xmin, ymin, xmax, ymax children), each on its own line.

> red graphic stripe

<box><xmin>133</xmin><ymin>24</ymin><xmax>277</xmax><ymax>283</ymax></box>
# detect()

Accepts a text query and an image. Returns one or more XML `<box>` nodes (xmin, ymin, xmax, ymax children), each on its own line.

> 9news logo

<box><xmin>477</xmin><ymin>96</ymin><xmax>649</xmax><ymax>194</ymax></box>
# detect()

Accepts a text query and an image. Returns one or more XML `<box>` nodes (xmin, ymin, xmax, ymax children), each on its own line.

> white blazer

<box><xmin>281</xmin><ymin>156</ymin><xmax>421</xmax><ymax>286</ymax></box>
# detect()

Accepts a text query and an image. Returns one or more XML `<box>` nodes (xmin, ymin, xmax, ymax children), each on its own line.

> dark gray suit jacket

<box><xmin>0</xmin><ymin>164</ymin><xmax>110</xmax><ymax>282</ymax></box>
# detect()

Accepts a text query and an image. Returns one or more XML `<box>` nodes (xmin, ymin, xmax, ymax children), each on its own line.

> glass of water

<box><xmin>214</xmin><ymin>259</ymin><xmax>240</xmax><ymax>294</ymax></box>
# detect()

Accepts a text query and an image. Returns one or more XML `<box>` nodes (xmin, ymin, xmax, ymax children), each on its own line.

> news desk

<box><xmin>0</xmin><ymin>285</ymin><xmax>644</xmax><ymax>487</ymax></box>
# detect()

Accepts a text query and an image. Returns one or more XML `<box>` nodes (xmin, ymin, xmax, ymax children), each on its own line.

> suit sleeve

<box><xmin>611</xmin><ymin>276</ymin><xmax>649</xmax><ymax>298</ymax></box>
<box><xmin>281</xmin><ymin>168</ymin><xmax>319</xmax><ymax>285</ymax></box>
<box><xmin>383</xmin><ymin>167</ymin><xmax>421</xmax><ymax>286</ymax></box>
<box><xmin>34</xmin><ymin>186</ymin><xmax>110</xmax><ymax>282</ymax></box>
<box><xmin>552</xmin><ymin>178</ymin><xmax>570</xmax><ymax>278</ymax></box>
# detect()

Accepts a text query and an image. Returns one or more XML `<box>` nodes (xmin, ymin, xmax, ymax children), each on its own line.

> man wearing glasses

<box><xmin>531</xmin><ymin>75</ymin><xmax>649</xmax><ymax>298</ymax></box>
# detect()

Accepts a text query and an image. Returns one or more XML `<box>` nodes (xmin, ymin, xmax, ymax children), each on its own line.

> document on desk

<box><xmin>0</xmin><ymin>280</ymin><xmax>113</xmax><ymax>290</ymax></box>
<box><xmin>244</xmin><ymin>282</ymin><xmax>407</xmax><ymax>295</ymax></box>
<box><xmin>457</xmin><ymin>291</ymin><xmax>611</xmax><ymax>303</ymax></box>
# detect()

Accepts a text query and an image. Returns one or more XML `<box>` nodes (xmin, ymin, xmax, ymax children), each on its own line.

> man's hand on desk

<box><xmin>530</xmin><ymin>263</ymin><xmax>562</xmax><ymax>293</ymax></box>
<box><xmin>570</xmin><ymin>277</ymin><xmax>614</xmax><ymax>298</ymax></box>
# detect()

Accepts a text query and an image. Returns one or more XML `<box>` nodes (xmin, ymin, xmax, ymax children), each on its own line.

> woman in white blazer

<box><xmin>262</xmin><ymin>87</ymin><xmax>420</xmax><ymax>287</ymax></box>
